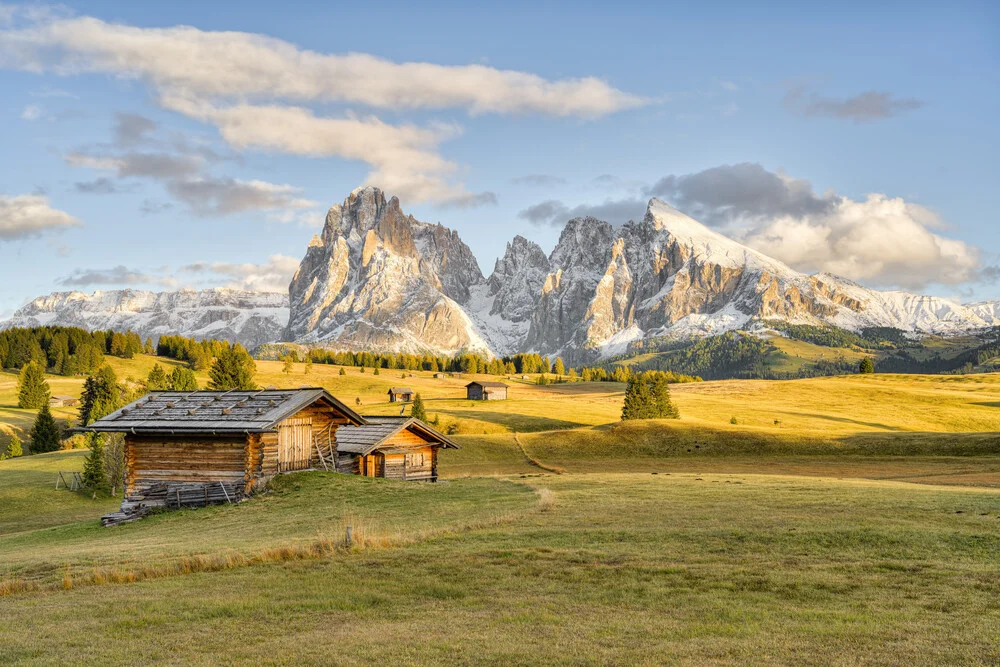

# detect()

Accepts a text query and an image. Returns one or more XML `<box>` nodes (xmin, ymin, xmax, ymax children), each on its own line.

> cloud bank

<box><xmin>1</xmin><ymin>11</ymin><xmax>644</xmax><ymax>205</ymax></box>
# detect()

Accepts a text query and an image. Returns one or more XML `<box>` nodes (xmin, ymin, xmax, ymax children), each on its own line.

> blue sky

<box><xmin>1</xmin><ymin>0</ymin><xmax>998</xmax><ymax>317</ymax></box>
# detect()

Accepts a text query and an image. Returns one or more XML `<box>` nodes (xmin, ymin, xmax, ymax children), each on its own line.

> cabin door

<box><xmin>278</xmin><ymin>417</ymin><xmax>313</xmax><ymax>472</ymax></box>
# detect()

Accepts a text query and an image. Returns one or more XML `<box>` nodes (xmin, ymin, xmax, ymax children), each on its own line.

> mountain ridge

<box><xmin>5</xmin><ymin>186</ymin><xmax>998</xmax><ymax>362</ymax></box>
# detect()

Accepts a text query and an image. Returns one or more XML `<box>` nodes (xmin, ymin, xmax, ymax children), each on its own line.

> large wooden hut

<box><xmin>333</xmin><ymin>416</ymin><xmax>458</xmax><ymax>481</ymax></box>
<box><xmin>84</xmin><ymin>388</ymin><xmax>365</xmax><ymax>522</ymax></box>
<box><xmin>466</xmin><ymin>381</ymin><xmax>508</xmax><ymax>401</ymax></box>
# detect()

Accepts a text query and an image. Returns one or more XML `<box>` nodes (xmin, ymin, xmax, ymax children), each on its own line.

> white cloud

<box><xmin>181</xmin><ymin>254</ymin><xmax>300</xmax><ymax>293</ymax></box>
<box><xmin>58</xmin><ymin>265</ymin><xmax>178</xmax><ymax>288</ymax></box>
<box><xmin>20</xmin><ymin>103</ymin><xmax>46</xmax><ymax>120</ymax></box>
<box><xmin>0</xmin><ymin>15</ymin><xmax>644</xmax><ymax>117</ymax></box>
<box><xmin>0</xmin><ymin>12</ymin><xmax>642</xmax><ymax>205</ymax></box>
<box><xmin>0</xmin><ymin>193</ymin><xmax>81</xmax><ymax>240</ymax></box>
<box><xmin>740</xmin><ymin>194</ymin><xmax>980</xmax><ymax>288</ymax></box>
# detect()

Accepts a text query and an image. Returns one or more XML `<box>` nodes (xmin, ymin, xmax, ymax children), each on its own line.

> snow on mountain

<box><xmin>7</xmin><ymin>190</ymin><xmax>998</xmax><ymax>362</ymax></box>
<box><xmin>285</xmin><ymin>187</ymin><xmax>498</xmax><ymax>356</ymax></box>
<box><xmin>2</xmin><ymin>289</ymin><xmax>288</xmax><ymax>349</ymax></box>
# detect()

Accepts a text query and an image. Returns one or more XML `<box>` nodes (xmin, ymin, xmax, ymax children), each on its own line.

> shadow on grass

<box><xmin>793</xmin><ymin>413</ymin><xmax>907</xmax><ymax>432</ymax></box>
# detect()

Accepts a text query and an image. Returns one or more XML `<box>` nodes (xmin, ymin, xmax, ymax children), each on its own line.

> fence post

<box><xmin>345</xmin><ymin>525</ymin><xmax>353</xmax><ymax>548</ymax></box>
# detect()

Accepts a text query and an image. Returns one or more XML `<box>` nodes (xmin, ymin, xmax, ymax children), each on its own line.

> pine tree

<box><xmin>208</xmin><ymin>345</ymin><xmax>258</xmax><ymax>390</ymax></box>
<box><xmin>553</xmin><ymin>357</ymin><xmax>565</xmax><ymax>376</ymax></box>
<box><xmin>304</xmin><ymin>358</ymin><xmax>313</xmax><ymax>375</ymax></box>
<box><xmin>339</xmin><ymin>367</ymin><xmax>347</xmax><ymax>376</ymax></box>
<box><xmin>373</xmin><ymin>367</ymin><xmax>380</xmax><ymax>376</ymax></box>
<box><xmin>621</xmin><ymin>374</ymin><xmax>654</xmax><ymax>420</ymax></box>
<box><xmin>147</xmin><ymin>363</ymin><xmax>169</xmax><ymax>390</ymax></box>
<box><xmin>82</xmin><ymin>433</ymin><xmax>106</xmax><ymax>492</ymax></box>
<box><xmin>17</xmin><ymin>361</ymin><xmax>50</xmax><ymax>409</ymax></box>
<box><xmin>649</xmin><ymin>373</ymin><xmax>680</xmax><ymax>419</ymax></box>
<box><xmin>79</xmin><ymin>365</ymin><xmax>122</xmax><ymax>425</ymax></box>
<box><xmin>859</xmin><ymin>358</ymin><xmax>875</xmax><ymax>374</ymax></box>
<box><xmin>144</xmin><ymin>337</ymin><xmax>155</xmax><ymax>355</ymax></box>
<box><xmin>170</xmin><ymin>366</ymin><xmax>199</xmax><ymax>391</ymax></box>
<box><xmin>30</xmin><ymin>404</ymin><xmax>61</xmax><ymax>453</ymax></box>
<box><xmin>4</xmin><ymin>434</ymin><xmax>23</xmax><ymax>459</ymax></box>
<box><xmin>411</xmin><ymin>393</ymin><xmax>427</xmax><ymax>422</ymax></box>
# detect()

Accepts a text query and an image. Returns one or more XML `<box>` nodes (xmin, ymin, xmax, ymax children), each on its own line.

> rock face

<box><xmin>517</xmin><ymin>199</ymin><xmax>1000</xmax><ymax>361</ymax></box>
<box><xmin>2</xmin><ymin>289</ymin><xmax>288</xmax><ymax>349</ymax></box>
<box><xmin>285</xmin><ymin>187</ymin><xmax>493</xmax><ymax>355</ymax></box>
<box><xmin>8</xmin><ymin>189</ymin><xmax>999</xmax><ymax>362</ymax></box>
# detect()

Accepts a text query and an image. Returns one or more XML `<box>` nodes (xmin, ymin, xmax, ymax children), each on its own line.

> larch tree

<box><xmin>17</xmin><ymin>361</ymin><xmax>50</xmax><ymax>409</ymax></box>
<box><xmin>411</xmin><ymin>393</ymin><xmax>428</xmax><ymax>422</ymax></box>
<box><xmin>170</xmin><ymin>366</ymin><xmax>199</xmax><ymax>391</ymax></box>
<box><xmin>208</xmin><ymin>345</ymin><xmax>258</xmax><ymax>390</ymax></box>
<box><xmin>146</xmin><ymin>363</ymin><xmax>169</xmax><ymax>390</ymax></box>
<box><xmin>82</xmin><ymin>433</ymin><xmax>106</xmax><ymax>493</ymax></box>
<box><xmin>553</xmin><ymin>357</ymin><xmax>566</xmax><ymax>376</ymax></box>
<box><xmin>859</xmin><ymin>358</ymin><xmax>875</xmax><ymax>374</ymax></box>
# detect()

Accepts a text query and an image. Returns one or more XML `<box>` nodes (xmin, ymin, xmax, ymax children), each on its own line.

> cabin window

<box><xmin>406</xmin><ymin>453</ymin><xmax>424</xmax><ymax>467</ymax></box>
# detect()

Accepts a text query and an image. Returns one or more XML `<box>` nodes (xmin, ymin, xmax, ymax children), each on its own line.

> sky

<box><xmin>1</xmin><ymin>0</ymin><xmax>998</xmax><ymax>318</ymax></box>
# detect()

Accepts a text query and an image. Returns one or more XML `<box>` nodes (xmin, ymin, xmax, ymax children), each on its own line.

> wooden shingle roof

<box><xmin>83</xmin><ymin>388</ymin><xmax>366</xmax><ymax>435</ymax></box>
<box><xmin>388</xmin><ymin>387</ymin><xmax>415</xmax><ymax>394</ymax></box>
<box><xmin>335</xmin><ymin>416</ymin><xmax>459</xmax><ymax>456</ymax></box>
<box><xmin>466</xmin><ymin>381</ymin><xmax>508</xmax><ymax>388</ymax></box>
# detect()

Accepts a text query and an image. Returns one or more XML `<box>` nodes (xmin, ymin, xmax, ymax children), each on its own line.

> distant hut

<box><xmin>433</xmin><ymin>373</ymin><xmax>445</xmax><ymax>379</ymax></box>
<box><xmin>49</xmin><ymin>395</ymin><xmax>79</xmax><ymax>408</ymax></box>
<box><xmin>82</xmin><ymin>388</ymin><xmax>365</xmax><ymax>524</ymax></box>
<box><xmin>466</xmin><ymin>381</ymin><xmax>508</xmax><ymax>401</ymax></box>
<box><xmin>334</xmin><ymin>416</ymin><xmax>458</xmax><ymax>481</ymax></box>
<box><xmin>388</xmin><ymin>387</ymin><xmax>415</xmax><ymax>403</ymax></box>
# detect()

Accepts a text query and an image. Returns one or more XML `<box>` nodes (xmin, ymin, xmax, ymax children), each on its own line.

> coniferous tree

<box><xmin>859</xmin><ymin>358</ymin><xmax>875</xmax><ymax>374</ymax></box>
<box><xmin>649</xmin><ymin>373</ymin><xmax>680</xmax><ymax>419</ymax></box>
<box><xmin>411</xmin><ymin>393</ymin><xmax>427</xmax><ymax>422</ymax></box>
<box><xmin>553</xmin><ymin>358</ymin><xmax>566</xmax><ymax>376</ymax></box>
<box><xmin>281</xmin><ymin>355</ymin><xmax>294</xmax><ymax>374</ymax></box>
<box><xmin>79</xmin><ymin>365</ymin><xmax>122</xmax><ymax>426</ymax></box>
<box><xmin>339</xmin><ymin>367</ymin><xmax>346</xmax><ymax>376</ymax></box>
<box><xmin>208</xmin><ymin>345</ymin><xmax>258</xmax><ymax>390</ymax></box>
<box><xmin>144</xmin><ymin>337</ymin><xmax>155</xmax><ymax>355</ymax></box>
<box><xmin>621</xmin><ymin>374</ymin><xmax>654</xmax><ymax>420</ymax></box>
<box><xmin>304</xmin><ymin>358</ymin><xmax>313</xmax><ymax>375</ymax></box>
<box><xmin>170</xmin><ymin>366</ymin><xmax>199</xmax><ymax>391</ymax></box>
<box><xmin>103</xmin><ymin>432</ymin><xmax>125</xmax><ymax>497</ymax></box>
<box><xmin>3</xmin><ymin>434</ymin><xmax>23</xmax><ymax>459</ymax></box>
<box><xmin>82</xmin><ymin>433</ymin><xmax>106</xmax><ymax>492</ymax></box>
<box><xmin>146</xmin><ymin>363</ymin><xmax>169</xmax><ymax>390</ymax></box>
<box><xmin>30</xmin><ymin>404</ymin><xmax>61</xmax><ymax>453</ymax></box>
<box><xmin>17</xmin><ymin>361</ymin><xmax>50</xmax><ymax>409</ymax></box>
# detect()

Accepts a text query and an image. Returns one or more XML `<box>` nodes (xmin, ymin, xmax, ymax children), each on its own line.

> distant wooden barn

<box><xmin>334</xmin><ymin>416</ymin><xmax>458</xmax><ymax>481</ymax></box>
<box><xmin>466</xmin><ymin>381</ymin><xmax>508</xmax><ymax>401</ymax></box>
<box><xmin>84</xmin><ymin>388</ymin><xmax>365</xmax><ymax>523</ymax></box>
<box><xmin>388</xmin><ymin>387</ymin><xmax>415</xmax><ymax>403</ymax></box>
<box><xmin>49</xmin><ymin>395</ymin><xmax>79</xmax><ymax>408</ymax></box>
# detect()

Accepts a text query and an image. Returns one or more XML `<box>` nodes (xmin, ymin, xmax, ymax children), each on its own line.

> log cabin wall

<box><xmin>377</xmin><ymin>429</ymin><xmax>439</xmax><ymax>481</ymax></box>
<box><xmin>124</xmin><ymin>435</ymin><xmax>247</xmax><ymax>498</ymax></box>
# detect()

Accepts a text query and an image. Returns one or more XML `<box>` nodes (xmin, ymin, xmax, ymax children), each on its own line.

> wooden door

<box><xmin>278</xmin><ymin>417</ymin><xmax>312</xmax><ymax>472</ymax></box>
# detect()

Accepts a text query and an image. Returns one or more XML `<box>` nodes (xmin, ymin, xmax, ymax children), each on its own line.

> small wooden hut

<box><xmin>387</xmin><ymin>387</ymin><xmax>415</xmax><ymax>403</ymax></box>
<box><xmin>49</xmin><ymin>395</ymin><xmax>79</xmax><ymax>408</ymax></box>
<box><xmin>333</xmin><ymin>416</ymin><xmax>458</xmax><ymax>481</ymax></box>
<box><xmin>466</xmin><ymin>381</ymin><xmax>508</xmax><ymax>401</ymax></box>
<box><xmin>83</xmin><ymin>388</ymin><xmax>365</xmax><ymax>523</ymax></box>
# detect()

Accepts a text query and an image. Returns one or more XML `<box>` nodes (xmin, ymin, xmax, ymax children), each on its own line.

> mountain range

<box><xmin>5</xmin><ymin>186</ymin><xmax>999</xmax><ymax>363</ymax></box>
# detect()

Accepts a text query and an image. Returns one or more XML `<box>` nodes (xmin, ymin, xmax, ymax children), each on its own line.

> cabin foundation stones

<box><xmin>83</xmin><ymin>388</ymin><xmax>458</xmax><ymax>526</ymax></box>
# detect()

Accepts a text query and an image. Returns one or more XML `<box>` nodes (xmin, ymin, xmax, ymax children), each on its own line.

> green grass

<box><xmin>3</xmin><ymin>356</ymin><xmax>1000</xmax><ymax>662</ymax></box>
<box><xmin>1</xmin><ymin>471</ymin><xmax>998</xmax><ymax>664</ymax></box>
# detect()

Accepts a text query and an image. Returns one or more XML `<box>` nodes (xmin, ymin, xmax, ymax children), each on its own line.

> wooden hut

<box><xmin>387</xmin><ymin>387</ymin><xmax>415</xmax><ymax>403</ymax></box>
<box><xmin>49</xmin><ymin>395</ymin><xmax>79</xmax><ymax>408</ymax></box>
<box><xmin>466</xmin><ymin>381</ymin><xmax>508</xmax><ymax>401</ymax></box>
<box><xmin>83</xmin><ymin>388</ymin><xmax>365</xmax><ymax>523</ymax></box>
<box><xmin>333</xmin><ymin>416</ymin><xmax>458</xmax><ymax>481</ymax></box>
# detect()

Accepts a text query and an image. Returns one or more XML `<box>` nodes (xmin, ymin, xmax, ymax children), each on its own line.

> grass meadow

<box><xmin>1</xmin><ymin>355</ymin><xmax>1000</xmax><ymax>663</ymax></box>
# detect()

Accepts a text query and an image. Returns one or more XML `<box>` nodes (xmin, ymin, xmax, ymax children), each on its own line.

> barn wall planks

<box><xmin>125</xmin><ymin>435</ymin><xmax>245</xmax><ymax>496</ymax></box>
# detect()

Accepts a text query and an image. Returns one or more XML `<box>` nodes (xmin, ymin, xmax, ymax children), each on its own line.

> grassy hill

<box><xmin>2</xmin><ymin>354</ymin><xmax>1000</xmax><ymax>662</ymax></box>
